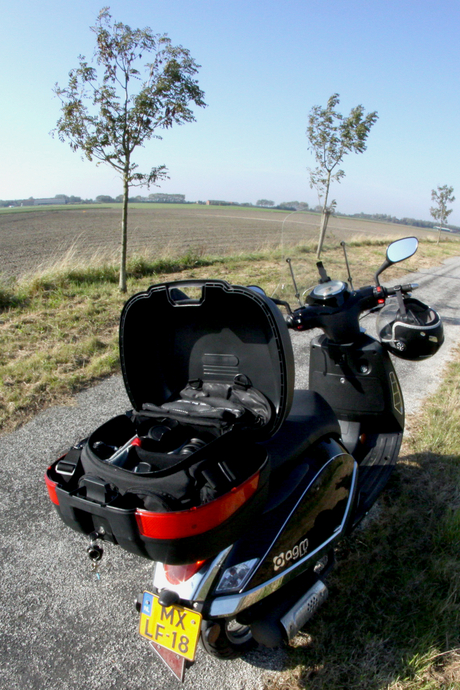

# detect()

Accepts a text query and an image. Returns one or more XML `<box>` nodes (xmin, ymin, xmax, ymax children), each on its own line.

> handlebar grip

<box><xmin>384</xmin><ymin>282</ymin><xmax>419</xmax><ymax>296</ymax></box>
<box><xmin>286</xmin><ymin>310</ymin><xmax>318</xmax><ymax>331</ymax></box>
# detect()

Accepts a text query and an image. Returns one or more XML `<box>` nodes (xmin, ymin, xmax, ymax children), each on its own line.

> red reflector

<box><xmin>164</xmin><ymin>560</ymin><xmax>206</xmax><ymax>584</ymax></box>
<box><xmin>378</xmin><ymin>298</ymin><xmax>385</xmax><ymax>304</ymax></box>
<box><xmin>45</xmin><ymin>471</ymin><xmax>59</xmax><ymax>506</ymax></box>
<box><xmin>135</xmin><ymin>470</ymin><xmax>260</xmax><ymax>540</ymax></box>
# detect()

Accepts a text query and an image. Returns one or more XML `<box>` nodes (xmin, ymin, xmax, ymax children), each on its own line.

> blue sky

<box><xmin>1</xmin><ymin>0</ymin><xmax>459</xmax><ymax>223</ymax></box>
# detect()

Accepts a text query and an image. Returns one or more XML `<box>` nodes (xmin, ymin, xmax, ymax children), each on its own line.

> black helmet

<box><xmin>377</xmin><ymin>296</ymin><xmax>444</xmax><ymax>360</ymax></box>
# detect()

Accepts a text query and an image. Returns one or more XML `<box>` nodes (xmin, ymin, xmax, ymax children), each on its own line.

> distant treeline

<box><xmin>1</xmin><ymin>195</ymin><xmax>457</xmax><ymax>232</ymax></box>
<box><xmin>93</xmin><ymin>193</ymin><xmax>188</xmax><ymax>204</ymax></box>
<box><xmin>342</xmin><ymin>211</ymin><xmax>460</xmax><ymax>233</ymax></box>
<box><xmin>256</xmin><ymin>203</ymin><xmax>460</xmax><ymax>232</ymax></box>
<box><xmin>0</xmin><ymin>195</ymin><xmax>91</xmax><ymax>207</ymax></box>
<box><xmin>0</xmin><ymin>193</ymin><xmax>188</xmax><ymax>207</ymax></box>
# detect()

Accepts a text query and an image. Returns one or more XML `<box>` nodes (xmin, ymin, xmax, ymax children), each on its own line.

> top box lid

<box><xmin>119</xmin><ymin>280</ymin><xmax>295</xmax><ymax>440</ymax></box>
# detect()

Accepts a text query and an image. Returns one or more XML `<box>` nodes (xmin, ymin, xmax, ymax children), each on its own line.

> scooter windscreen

<box><xmin>268</xmin><ymin>210</ymin><xmax>373</xmax><ymax>308</ymax></box>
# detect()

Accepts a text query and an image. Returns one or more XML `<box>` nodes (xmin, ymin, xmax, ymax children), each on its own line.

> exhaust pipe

<box><xmin>251</xmin><ymin>579</ymin><xmax>328</xmax><ymax>648</ymax></box>
<box><xmin>280</xmin><ymin>579</ymin><xmax>328</xmax><ymax>641</ymax></box>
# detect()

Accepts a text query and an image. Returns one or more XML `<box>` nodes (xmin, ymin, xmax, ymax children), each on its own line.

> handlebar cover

<box><xmin>286</xmin><ymin>282</ymin><xmax>418</xmax><ymax>341</ymax></box>
<box><xmin>287</xmin><ymin>285</ymin><xmax>376</xmax><ymax>337</ymax></box>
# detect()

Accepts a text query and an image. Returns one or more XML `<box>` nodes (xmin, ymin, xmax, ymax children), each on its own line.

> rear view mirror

<box><xmin>375</xmin><ymin>236</ymin><xmax>419</xmax><ymax>285</ymax></box>
<box><xmin>386</xmin><ymin>237</ymin><xmax>418</xmax><ymax>264</ymax></box>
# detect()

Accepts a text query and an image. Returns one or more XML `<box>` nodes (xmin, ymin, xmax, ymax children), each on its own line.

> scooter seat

<box><xmin>262</xmin><ymin>390</ymin><xmax>341</xmax><ymax>472</ymax></box>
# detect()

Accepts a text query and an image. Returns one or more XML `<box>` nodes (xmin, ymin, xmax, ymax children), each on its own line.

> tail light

<box><xmin>164</xmin><ymin>560</ymin><xmax>206</xmax><ymax>584</ymax></box>
<box><xmin>135</xmin><ymin>470</ymin><xmax>260</xmax><ymax>540</ymax></box>
<box><xmin>45</xmin><ymin>471</ymin><xmax>59</xmax><ymax>506</ymax></box>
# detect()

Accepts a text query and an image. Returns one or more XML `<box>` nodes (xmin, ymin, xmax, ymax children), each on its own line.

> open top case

<box><xmin>46</xmin><ymin>280</ymin><xmax>295</xmax><ymax>563</ymax></box>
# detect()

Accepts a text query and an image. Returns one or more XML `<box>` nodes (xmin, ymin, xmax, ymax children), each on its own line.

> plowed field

<box><xmin>0</xmin><ymin>204</ymin><xmax>436</xmax><ymax>279</ymax></box>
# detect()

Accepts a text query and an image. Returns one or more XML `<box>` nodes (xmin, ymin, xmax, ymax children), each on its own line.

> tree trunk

<box><xmin>437</xmin><ymin>216</ymin><xmax>444</xmax><ymax>245</ymax></box>
<box><xmin>316</xmin><ymin>172</ymin><xmax>331</xmax><ymax>259</ymax></box>
<box><xmin>119</xmin><ymin>174</ymin><xmax>129</xmax><ymax>292</ymax></box>
<box><xmin>316</xmin><ymin>209</ymin><xmax>331</xmax><ymax>259</ymax></box>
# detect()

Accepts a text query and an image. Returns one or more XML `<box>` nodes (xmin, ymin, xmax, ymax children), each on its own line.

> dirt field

<box><xmin>0</xmin><ymin>204</ymin><xmax>438</xmax><ymax>279</ymax></box>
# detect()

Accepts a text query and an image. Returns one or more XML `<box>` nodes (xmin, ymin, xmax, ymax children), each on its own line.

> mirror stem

<box><xmin>340</xmin><ymin>242</ymin><xmax>354</xmax><ymax>291</ymax></box>
<box><xmin>286</xmin><ymin>258</ymin><xmax>302</xmax><ymax>307</ymax></box>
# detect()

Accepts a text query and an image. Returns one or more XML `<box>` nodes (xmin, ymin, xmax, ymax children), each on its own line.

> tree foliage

<box><xmin>306</xmin><ymin>93</ymin><xmax>378</xmax><ymax>257</ymax></box>
<box><xmin>430</xmin><ymin>185</ymin><xmax>455</xmax><ymax>244</ymax></box>
<box><xmin>53</xmin><ymin>7</ymin><xmax>206</xmax><ymax>291</ymax></box>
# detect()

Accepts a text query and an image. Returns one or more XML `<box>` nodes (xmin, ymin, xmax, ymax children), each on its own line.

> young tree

<box><xmin>430</xmin><ymin>185</ymin><xmax>455</xmax><ymax>244</ymax></box>
<box><xmin>53</xmin><ymin>7</ymin><xmax>206</xmax><ymax>291</ymax></box>
<box><xmin>306</xmin><ymin>93</ymin><xmax>378</xmax><ymax>258</ymax></box>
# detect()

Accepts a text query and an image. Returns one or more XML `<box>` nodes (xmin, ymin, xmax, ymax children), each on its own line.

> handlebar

<box><xmin>285</xmin><ymin>281</ymin><xmax>419</xmax><ymax>341</ymax></box>
<box><xmin>277</xmin><ymin>235</ymin><xmax>420</xmax><ymax>343</ymax></box>
<box><xmin>383</xmin><ymin>282</ymin><xmax>418</xmax><ymax>296</ymax></box>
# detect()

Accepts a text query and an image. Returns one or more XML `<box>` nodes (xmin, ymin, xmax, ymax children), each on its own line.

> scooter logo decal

<box><xmin>273</xmin><ymin>538</ymin><xmax>309</xmax><ymax>571</ymax></box>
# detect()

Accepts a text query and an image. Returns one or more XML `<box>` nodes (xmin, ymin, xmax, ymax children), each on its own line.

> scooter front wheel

<box><xmin>201</xmin><ymin>618</ymin><xmax>256</xmax><ymax>659</ymax></box>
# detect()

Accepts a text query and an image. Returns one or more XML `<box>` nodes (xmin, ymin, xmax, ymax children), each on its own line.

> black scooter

<box><xmin>45</xmin><ymin>237</ymin><xmax>442</xmax><ymax>682</ymax></box>
<box><xmin>137</xmin><ymin>237</ymin><xmax>441</xmax><ymax>679</ymax></box>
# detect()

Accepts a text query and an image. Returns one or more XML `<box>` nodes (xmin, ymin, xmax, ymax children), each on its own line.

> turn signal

<box><xmin>215</xmin><ymin>558</ymin><xmax>258</xmax><ymax>593</ymax></box>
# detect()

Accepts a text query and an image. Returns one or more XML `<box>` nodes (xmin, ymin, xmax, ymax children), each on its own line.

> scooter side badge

<box><xmin>273</xmin><ymin>537</ymin><xmax>309</xmax><ymax>571</ymax></box>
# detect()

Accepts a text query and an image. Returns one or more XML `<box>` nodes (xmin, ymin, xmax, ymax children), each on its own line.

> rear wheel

<box><xmin>353</xmin><ymin>430</ymin><xmax>402</xmax><ymax>526</ymax></box>
<box><xmin>201</xmin><ymin>618</ymin><xmax>256</xmax><ymax>659</ymax></box>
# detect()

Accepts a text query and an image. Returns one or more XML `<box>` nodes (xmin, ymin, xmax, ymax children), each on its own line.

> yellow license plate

<box><xmin>139</xmin><ymin>592</ymin><xmax>202</xmax><ymax>662</ymax></box>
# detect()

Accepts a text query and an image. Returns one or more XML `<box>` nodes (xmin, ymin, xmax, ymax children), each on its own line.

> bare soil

<box><xmin>0</xmin><ymin>205</ymin><xmax>438</xmax><ymax>279</ymax></box>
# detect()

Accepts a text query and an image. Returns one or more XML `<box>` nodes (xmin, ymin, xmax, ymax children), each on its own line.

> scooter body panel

<box><xmin>239</xmin><ymin>439</ymin><xmax>355</xmax><ymax>590</ymax></box>
<box><xmin>152</xmin><ymin>438</ymin><xmax>358</xmax><ymax>619</ymax></box>
<box><xmin>309</xmin><ymin>333</ymin><xmax>404</xmax><ymax>431</ymax></box>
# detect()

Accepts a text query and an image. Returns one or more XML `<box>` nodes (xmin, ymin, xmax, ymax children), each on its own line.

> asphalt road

<box><xmin>1</xmin><ymin>255</ymin><xmax>460</xmax><ymax>690</ymax></box>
